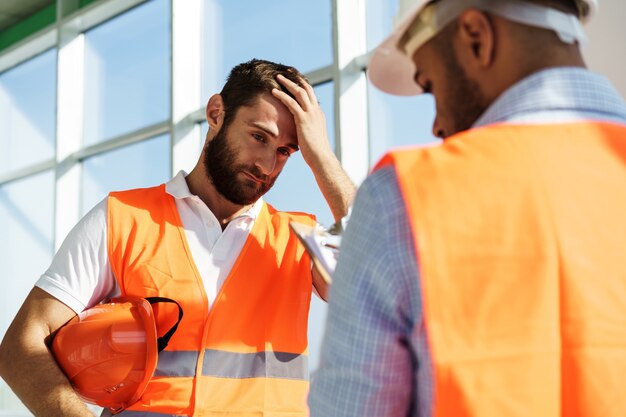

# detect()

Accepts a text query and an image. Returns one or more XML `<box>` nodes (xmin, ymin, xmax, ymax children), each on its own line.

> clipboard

<box><xmin>289</xmin><ymin>222</ymin><xmax>342</xmax><ymax>285</ymax></box>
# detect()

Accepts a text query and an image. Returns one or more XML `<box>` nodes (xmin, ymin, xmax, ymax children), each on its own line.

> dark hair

<box><xmin>219</xmin><ymin>59</ymin><xmax>307</xmax><ymax>128</ymax></box>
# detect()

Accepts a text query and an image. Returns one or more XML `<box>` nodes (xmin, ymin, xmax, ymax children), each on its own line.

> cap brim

<box><xmin>367</xmin><ymin>7</ymin><xmax>423</xmax><ymax>96</ymax></box>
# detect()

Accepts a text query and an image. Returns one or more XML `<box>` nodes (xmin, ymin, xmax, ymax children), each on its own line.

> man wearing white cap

<box><xmin>309</xmin><ymin>0</ymin><xmax>626</xmax><ymax>416</ymax></box>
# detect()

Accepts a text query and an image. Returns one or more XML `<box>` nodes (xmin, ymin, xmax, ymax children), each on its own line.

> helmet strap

<box><xmin>145</xmin><ymin>297</ymin><xmax>184</xmax><ymax>352</ymax></box>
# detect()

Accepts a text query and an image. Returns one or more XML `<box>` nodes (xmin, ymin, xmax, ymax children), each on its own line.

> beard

<box><xmin>437</xmin><ymin>38</ymin><xmax>488</xmax><ymax>138</ymax></box>
<box><xmin>203</xmin><ymin>124</ymin><xmax>276</xmax><ymax>205</ymax></box>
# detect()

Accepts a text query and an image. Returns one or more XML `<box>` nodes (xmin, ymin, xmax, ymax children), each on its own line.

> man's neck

<box><xmin>185</xmin><ymin>167</ymin><xmax>255</xmax><ymax>228</ymax></box>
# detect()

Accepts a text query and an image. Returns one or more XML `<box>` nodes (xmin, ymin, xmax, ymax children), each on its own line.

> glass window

<box><xmin>0</xmin><ymin>49</ymin><xmax>56</xmax><ymax>176</ymax></box>
<box><xmin>366</xmin><ymin>0</ymin><xmax>398</xmax><ymax>51</ymax></box>
<box><xmin>201</xmin><ymin>0</ymin><xmax>333</xmax><ymax>96</ymax></box>
<box><xmin>0</xmin><ymin>171</ymin><xmax>54</xmax><ymax>414</ymax></box>
<box><xmin>368</xmin><ymin>84</ymin><xmax>438</xmax><ymax>165</ymax></box>
<box><xmin>83</xmin><ymin>0</ymin><xmax>171</xmax><ymax>145</ymax></box>
<box><xmin>81</xmin><ymin>134</ymin><xmax>170</xmax><ymax>215</ymax></box>
<box><xmin>315</xmin><ymin>82</ymin><xmax>335</xmax><ymax>154</ymax></box>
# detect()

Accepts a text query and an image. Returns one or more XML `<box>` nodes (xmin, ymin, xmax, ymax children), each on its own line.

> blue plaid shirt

<box><xmin>308</xmin><ymin>67</ymin><xmax>626</xmax><ymax>417</ymax></box>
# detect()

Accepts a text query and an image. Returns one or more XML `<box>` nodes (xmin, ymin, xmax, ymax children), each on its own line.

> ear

<box><xmin>456</xmin><ymin>9</ymin><xmax>495</xmax><ymax>69</ymax></box>
<box><xmin>206</xmin><ymin>94</ymin><xmax>225</xmax><ymax>131</ymax></box>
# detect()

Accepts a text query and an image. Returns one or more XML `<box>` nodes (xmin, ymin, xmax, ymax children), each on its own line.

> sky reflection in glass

<box><xmin>81</xmin><ymin>134</ymin><xmax>170</xmax><ymax>215</ymax></box>
<box><xmin>0</xmin><ymin>49</ymin><xmax>56</xmax><ymax>175</ymax></box>
<box><xmin>83</xmin><ymin>0</ymin><xmax>170</xmax><ymax>145</ymax></box>
<box><xmin>202</xmin><ymin>0</ymin><xmax>332</xmax><ymax>98</ymax></box>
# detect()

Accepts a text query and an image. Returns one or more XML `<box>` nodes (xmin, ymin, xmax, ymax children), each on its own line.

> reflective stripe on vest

<box><xmin>376</xmin><ymin>122</ymin><xmax>626</xmax><ymax>417</ymax></box>
<box><xmin>108</xmin><ymin>186</ymin><xmax>315</xmax><ymax>416</ymax></box>
<box><xmin>153</xmin><ymin>349</ymin><xmax>308</xmax><ymax>380</ymax></box>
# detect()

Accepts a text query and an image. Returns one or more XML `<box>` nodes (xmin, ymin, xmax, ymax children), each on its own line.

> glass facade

<box><xmin>0</xmin><ymin>171</ymin><xmax>54</xmax><ymax>416</ymax></box>
<box><xmin>0</xmin><ymin>49</ymin><xmax>56</xmax><ymax>176</ymax></box>
<box><xmin>83</xmin><ymin>0</ymin><xmax>170</xmax><ymax>145</ymax></box>
<box><xmin>81</xmin><ymin>134</ymin><xmax>170</xmax><ymax>214</ymax></box>
<box><xmin>201</xmin><ymin>0</ymin><xmax>333</xmax><ymax>95</ymax></box>
<box><xmin>0</xmin><ymin>0</ymin><xmax>436</xmax><ymax>413</ymax></box>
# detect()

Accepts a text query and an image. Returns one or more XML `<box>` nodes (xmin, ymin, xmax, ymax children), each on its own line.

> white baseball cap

<box><xmin>368</xmin><ymin>0</ymin><xmax>598</xmax><ymax>96</ymax></box>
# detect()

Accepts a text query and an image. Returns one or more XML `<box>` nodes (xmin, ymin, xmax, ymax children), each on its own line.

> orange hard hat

<box><xmin>51</xmin><ymin>296</ymin><xmax>182</xmax><ymax>414</ymax></box>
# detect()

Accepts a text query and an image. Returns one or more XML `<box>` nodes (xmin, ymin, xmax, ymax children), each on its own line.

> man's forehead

<box><xmin>247</xmin><ymin>119</ymin><xmax>279</xmax><ymax>138</ymax></box>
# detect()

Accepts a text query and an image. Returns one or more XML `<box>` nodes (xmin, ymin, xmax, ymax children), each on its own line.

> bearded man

<box><xmin>0</xmin><ymin>59</ymin><xmax>355</xmax><ymax>417</ymax></box>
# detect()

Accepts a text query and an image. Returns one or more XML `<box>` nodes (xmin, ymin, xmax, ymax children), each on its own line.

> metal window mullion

<box><xmin>0</xmin><ymin>28</ymin><xmax>58</xmax><ymax>75</ymax></box>
<box><xmin>60</xmin><ymin>0</ymin><xmax>149</xmax><ymax>36</ymax></box>
<box><xmin>171</xmin><ymin>0</ymin><xmax>203</xmax><ymax>176</ymax></box>
<box><xmin>72</xmin><ymin>121</ymin><xmax>171</xmax><ymax>162</ymax></box>
<box><xmin>307</xmin><ymin>64</ymin><xmax>334</xmax><ymax>86</ymax></box>
<box><xmin>0</xmin><ymin>159</ymin><xmax>57</xmax><ymax>186</ymax></box>
<box><xmin>54</xmin><ymin>16</ymin><xmax>84</xmax><ymax>251</ymax></box>
<box><xmin>333</xmin><ymin>0</ymin><xmax>370</xmax><ymax>186</ymax></box>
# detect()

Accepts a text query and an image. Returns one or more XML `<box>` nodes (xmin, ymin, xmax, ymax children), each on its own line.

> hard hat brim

<box><xmin>367</xmin><ymin>0</ymin><xmax>597</xmax><ymax>96</ymax></box>
<box><xmin>367</xmin><ymin>3</ymin><xmax>424</xmax><ymax>96</ymax></box>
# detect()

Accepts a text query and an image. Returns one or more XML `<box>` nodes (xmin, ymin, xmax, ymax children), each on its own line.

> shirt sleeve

<box><xmin>35</xmin><ymin>198</ymin><xmax>118</xmax><ymax>313</ymax></box>
<box><xmin>309</xmin><ymin>166</ymin><xmax>428</xmax><ymax>417</ymax></box>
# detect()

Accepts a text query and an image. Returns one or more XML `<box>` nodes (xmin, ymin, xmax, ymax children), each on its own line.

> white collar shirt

<box><xmin>166</xmin><ymin>171</ymin><xmax>263</xmax><ymax>307</ymax></box>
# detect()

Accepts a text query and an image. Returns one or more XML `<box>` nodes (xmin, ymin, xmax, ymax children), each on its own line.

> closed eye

<box><xmin>413</xmin><ymin>71</ymin><xmax>432</xmax><ymax>94</ymax></box>
<box><xmin>278</xmin><ymin>147</ymin><xmax>293</xmax><ymax>157</ymax></box>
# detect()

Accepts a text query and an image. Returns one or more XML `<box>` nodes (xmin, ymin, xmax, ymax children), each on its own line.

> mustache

<box><xmin>245</xmin><ymin>166</ymin><xmax>270</xmax><ymax>183</ymax></box>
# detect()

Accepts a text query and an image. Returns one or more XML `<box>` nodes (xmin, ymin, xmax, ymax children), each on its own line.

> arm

<box><xmin>272</xmin><ymin>74</ymin><xmax>356</xmax><ymax>222</ymax></box>
<box><xmin>312</xmin><ymin>267</ymin><xmax>329</xmax><ymax>301</ymax></box>
<box><xmin>0</xmin><ymin>287</ymin><xmax>96</xmax><ymax>417</ymax></box>
<box><xmin>308</xmin><ymin>168</ymin><xmax>422</xmax><ymax>417</ymax></box>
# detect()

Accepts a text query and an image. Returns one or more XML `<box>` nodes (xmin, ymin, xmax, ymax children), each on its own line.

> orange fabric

<box><xmin>107</xmin><ymin>185</ymin><xmax>315</xmax><ymax>416</ymax></box>
<box><xmin>376</xmin><ymin>122</ymin><xmax>626</xmax><ymax>417</ymax></box>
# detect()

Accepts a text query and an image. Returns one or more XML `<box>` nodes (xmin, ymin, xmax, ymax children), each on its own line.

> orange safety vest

<box><xmin>376</xmin><ymin>122</ymin><xmax>626</xmax><ymax>417</ymax></box>
<box><xmin>106</xmin><ymin>184</ymin><xmax>315</xmax><ymax>416</ymax></box>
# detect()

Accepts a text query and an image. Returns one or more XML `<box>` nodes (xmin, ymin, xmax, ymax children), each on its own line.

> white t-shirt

<box><xmin>36</xmin><ymin>171</ymin><xmax>263</xmax><ymax>313</ymax></box>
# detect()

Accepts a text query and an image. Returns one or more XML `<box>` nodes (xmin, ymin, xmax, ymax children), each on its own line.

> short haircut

<box><xmin>219</xmin><ymin>59</ymin><xmax>307</xmax><ymax>128</ymax></box>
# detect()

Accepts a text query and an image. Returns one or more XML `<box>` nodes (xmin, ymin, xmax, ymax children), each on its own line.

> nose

<box><xmin>255</xmin><ymin>150</ymin><xmax>277</xmax><ymax>176</ymax></box>
<box><xmin>432</xmin><ymin>117</ymin><xmax>445</xmax><ymax>139</ymax></box>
